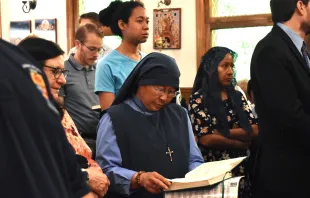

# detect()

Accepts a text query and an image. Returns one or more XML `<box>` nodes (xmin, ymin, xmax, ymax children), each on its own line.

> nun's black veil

<box><xmin>112</xmin><ymin>52</ymin><xmax>180</xmax><ymax>106</ymax></box>
<box><xmin>192</xmin><ymin>47</ymin><xmax>252</xmax><ymax>136</ymax></box>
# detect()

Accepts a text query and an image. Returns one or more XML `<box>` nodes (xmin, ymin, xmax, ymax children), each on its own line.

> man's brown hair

<box><xmin>78</xmin><ymin>12</ymin><xmax>101</xmax><ymax>27</ymax></box>
<box><xmin>75</xmin><ymin>23</ymin><xmax>103</xmax><ymax>42</ymax></box>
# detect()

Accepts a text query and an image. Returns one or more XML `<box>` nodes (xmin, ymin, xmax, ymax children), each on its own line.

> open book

<box><xmin>166</xmin><ymin>156</ymin><xmax>247</xmax><ymax>191</ymax></box>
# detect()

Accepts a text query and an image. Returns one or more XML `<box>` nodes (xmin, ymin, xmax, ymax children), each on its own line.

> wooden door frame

<box><xmin>66</xmin><ymin>0</ymin><xmax>79</xmax><ymax>53</ymax></box>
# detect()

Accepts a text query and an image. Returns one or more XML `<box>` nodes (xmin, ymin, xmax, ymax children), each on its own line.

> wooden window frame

<box><xmin>195</xmin><ymin>0</ymin><xmax>273</xmax><ymax>69</ymax></box>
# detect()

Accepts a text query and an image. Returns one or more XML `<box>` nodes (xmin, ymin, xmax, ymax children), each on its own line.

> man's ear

<box><xmin>75</xmin><ymin>40</ymin><xmax>80</xmax><ymax>48</ymax></box>
<box><xmin>296</xmin><ymin>0</ymin><xmax>307</xmax><ymax>16</ymax></box>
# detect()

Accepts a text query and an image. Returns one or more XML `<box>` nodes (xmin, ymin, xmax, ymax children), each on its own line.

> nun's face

<box><xmin>137</xmin><ymin>85</ymin><xmax>176</xmax><ymax>111</ymax></box>
<box><xmin>217</xmin><ymin>53</ymin><xmax>234</xmax><ymax>87</ymax></box>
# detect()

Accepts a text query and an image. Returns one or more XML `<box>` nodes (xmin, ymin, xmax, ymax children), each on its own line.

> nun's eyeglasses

<box><xmin>153</xmin><ymin>86</ymin><xmax>178</xmax><ymax>97</ymax></box>
<box><xmin>43</xmin><ymin>65</ymin><xmax>69</xmax><ymax>79</ymax></box>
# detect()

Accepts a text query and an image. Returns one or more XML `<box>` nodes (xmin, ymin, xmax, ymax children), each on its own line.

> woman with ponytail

<box><xmin>95</xmin><ymin>1</ymin><xmax>149</xmax><ymax>111</ymax></box>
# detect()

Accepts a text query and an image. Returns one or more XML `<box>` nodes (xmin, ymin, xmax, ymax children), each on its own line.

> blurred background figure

<box><xmin>60</xmin><ymin>24</ymin><xmax>103</xmax><ymax>155</ymax></box>
<box><xmin>98</xmin><ymin>0</ymin><xmax>122</xmax><ymax>37</ymax></box>
<box><xmin>68</xmin><ymin>12</ymin><xmax>112</xmax><ymax>59</ymax></box>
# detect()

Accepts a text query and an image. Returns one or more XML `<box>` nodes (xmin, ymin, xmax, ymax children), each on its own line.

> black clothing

<box><xmin>103</xmin><ymin>52</ymin><xmax>188</xmax><ymax>198</ymax></box>
<box><xmin>107</xmin><ymin>102</ymin><xmax>189</xmax><ymax>198</ymax></box>
<box><xmin>0</xmin><ymin>39</ymin><xmax>90</xmax><ymax>198</ymax></box>
<box><xmin>112</xmin><ymin>52</ymin><xmax>180</xmax><ymax>106</ymax></box>
<box><xmin>251</xmin><ymin>25</ymin><xmax>310</xmax><ymax>196</ymax></box>
<box><xmin>18</xmin><ymin>37</ymin><xmax>64</xmax><ymax>65</ymax></box>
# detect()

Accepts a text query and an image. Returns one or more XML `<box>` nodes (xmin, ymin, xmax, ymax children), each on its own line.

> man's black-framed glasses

<box><xmin>43</xmin><ymin>65</ymin><xmax>69</xmax><ymax>79</ymax></box>
<box><xmin>80</xmin><ymin>41</ymin><xmax>104</xmax><ymax>54</ymax></box>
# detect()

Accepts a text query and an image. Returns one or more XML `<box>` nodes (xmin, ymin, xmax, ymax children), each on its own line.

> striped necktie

<box><xmin>301</xmin><ymin>42</ymin><xmax>310</xmax><ymax>69</ymax></box>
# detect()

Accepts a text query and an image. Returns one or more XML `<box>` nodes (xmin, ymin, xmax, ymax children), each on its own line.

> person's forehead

<box><xmin>225</xmin><ymin>53</ymin><xmax>233</xmax><ymax>58</ymax></box>
<box><xmin>220</xmin><ymin>53</ymin><xmax>233</xmax><ymax>62</ymax></box>
<box><xmin>45</xmin><ymin>56</ymin><xmax>64</xmax><ymax>68</ymax></box>
<box><xmin>83</xmin><ymin>33</ymin><xmax>103</xmax><ymax>45</ymax></box>
<box><xmin>130</xmin><ymin>6</ymin><xmax>147</xmax><ymax>18</ymax></box>
<box><xmin>79</xmin><ymin>19</ymin><xmax>95</xmax><ymax>26</ymax></box>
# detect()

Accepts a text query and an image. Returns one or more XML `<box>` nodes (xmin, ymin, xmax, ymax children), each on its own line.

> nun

<box><xmin>96</xmin><ymin>52</ymin><xmax>204</xmax><ymax>198</ymax></box>
<box><xmin>0</xmin><ymin>39</ymin><xmax>91</xmax><ymax>197</ymax></box>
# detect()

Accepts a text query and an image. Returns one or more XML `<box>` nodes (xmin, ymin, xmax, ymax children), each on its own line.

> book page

<box><xmin>169</xmin><ymin>172</ymin><xmax>232</xmax><ymax>183</ymax></box>
<box><xmin>168</xmin><ymin>156</ymin><xmax>246</xmax><ymax>188</ymax></box>
<box><xmin>169</xmin><ymin>177</ymin><xmax>199</xmax><ymax>183</ymax></box>
<box><xmin>184</xmin><ymin>156</ymin><xmax>246</xmax><ymax>181</ymax></box>
<box><xmin>165</xmin><ymin>176</ymin><xmax>244</xmax><ymax>198</ymax></box>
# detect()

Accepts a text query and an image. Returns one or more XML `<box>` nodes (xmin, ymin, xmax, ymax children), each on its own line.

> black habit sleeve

<box><xmin>0</xmin><ymin>39</ymin><xmax>90</xmax><ymax>198</ymax></box>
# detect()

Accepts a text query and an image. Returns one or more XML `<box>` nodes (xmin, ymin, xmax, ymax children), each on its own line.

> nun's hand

<box><xmin>139</xmin><ymin>172</ymin><xmax>172</xmax><ymax>194</ymax></box>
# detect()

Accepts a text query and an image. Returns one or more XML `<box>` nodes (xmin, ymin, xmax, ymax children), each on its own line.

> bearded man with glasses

<box><xmin>59</xmin><ymin>23</ymin><xmax>103</xmax><ymax>155</ymax></box>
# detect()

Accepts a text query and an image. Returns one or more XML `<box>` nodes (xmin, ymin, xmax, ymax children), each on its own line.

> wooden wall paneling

<box><xmin>66</xmin><ymin>0</ymin><xmax>79</xmax><ymax>53</ymax></box>
<box><xmin>180</xmin><ymin>87</ymin><xmax>193</xmax><ymax>104</ymax></box>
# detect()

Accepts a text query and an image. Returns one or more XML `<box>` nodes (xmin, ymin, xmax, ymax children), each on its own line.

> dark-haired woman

<box><xmin>95</xmin><ymin>1</ymin><xmax>149</xmax><ymax>111</ymax></box>
<box><xmin>189</xmin><ymin>47</ymin><xmax>258</xmax><ymax>197</ymax></box>
<box><xmin>99</xmin><ymin>0</ymin><xmax>122</xmax><ymax>36</ymax></box>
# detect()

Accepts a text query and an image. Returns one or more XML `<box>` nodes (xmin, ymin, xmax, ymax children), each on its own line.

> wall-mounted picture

<box><xmin>9</xmin><ymin>21</ymin><xmax>31</xmax><ymax>45</ymax></box>
<box><xmin>34</xmin><ymin>19</ymin><xmax>57</xmax><ymax>43</ymax></box>
<box><xmin>153</xmin><ymin>8</ymin><xmax>181</xmax><ymax>49</ymax></box>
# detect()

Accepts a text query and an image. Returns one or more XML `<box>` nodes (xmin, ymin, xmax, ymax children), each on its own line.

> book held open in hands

<box><xmin>166</xmin><ymin>156</ymin><xmax>247</xmax><ymax>191</ymax></box>
<box><xmin>164</xmin><ymin>176</ymin><xmax>244</xmax><ymax>198</ymax></box>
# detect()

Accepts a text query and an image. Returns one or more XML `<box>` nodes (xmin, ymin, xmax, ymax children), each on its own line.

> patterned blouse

<box><xmin>61</xmin><ymin>110</ymin><xmax>99</xmax><ymax>168</ymax></box>
<box><xmin>189</xmin><ymin>91</ymin><xmax>258</xmax><ymax>176</ymax></box>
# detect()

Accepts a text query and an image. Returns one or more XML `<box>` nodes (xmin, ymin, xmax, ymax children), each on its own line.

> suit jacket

<box><xmin>251</xmin><ymin>25</ymin><xmax>310</xmax><ymax>195</ymax></box>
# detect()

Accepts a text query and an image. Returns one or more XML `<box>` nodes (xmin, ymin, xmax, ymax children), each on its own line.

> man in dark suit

<box><xmin>250</xmin><ymin>0</ymin><xmax>310</xmax><ymax>197</ymax></box>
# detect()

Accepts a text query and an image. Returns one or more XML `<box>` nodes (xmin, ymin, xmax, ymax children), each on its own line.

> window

<box><xmin>212</xmin><ymin>26</ymin><xmax>272</xmax><ymax>80</ymax></box>
<box><xmin>79</xmin><ymin>0</ymin><xmax>113</xmax><ymax>14</ymax></box>
<box><xmin>211</xmin><ymin>0</ymin><xmax>271</xmax><ymax>17</ymax></box>
<box><xmin>196</xmin><ymin>0</ymin><xmax>273</xmax><ymax>81</ymax></box>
